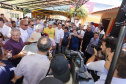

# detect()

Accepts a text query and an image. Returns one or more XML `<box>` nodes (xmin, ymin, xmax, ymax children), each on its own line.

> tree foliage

<box><xmin>70</xmin><ymin>5</ymin><xmax>88</xmax><ymax>19</ymax></box>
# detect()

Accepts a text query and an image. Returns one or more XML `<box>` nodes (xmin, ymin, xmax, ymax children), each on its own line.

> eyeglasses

<box><xmin>30</xmin><ymin>24</ymin><xmax>35</xmax><ymax>26</ymax></box>
<box><xmin>22</xmin><ymin>24</ymin><xmax>28</xmax><ymax>26</ymax></box>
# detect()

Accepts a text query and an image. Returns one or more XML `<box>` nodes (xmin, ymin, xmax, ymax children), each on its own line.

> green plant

<box><xmin>70</xmin><ymin>5</ymin><xmax>88</xmax><ymax>19</ymax></box>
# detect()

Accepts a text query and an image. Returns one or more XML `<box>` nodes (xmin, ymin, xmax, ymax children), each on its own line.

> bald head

<box><xmin>20</xmin><ymin>20</ymin><xmax>28</xmax><ymax>30</ymax></box>
<box><xmin>37</xmin><ymin>36</ymin><xmax>51</xmax><ymax>53</ymax></box>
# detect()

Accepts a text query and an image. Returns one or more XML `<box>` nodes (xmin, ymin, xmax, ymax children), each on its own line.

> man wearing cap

<box><xmin>27</xmin><ymin>20</ymin><xmax>35</xmax><ymax>37</ymax></box>
<box><xmin>44</xmin><ymin>22</ymin><xmax>55</xmax><ymax>39</ymax></box>
<box><xmin>90</xmin><ymin>22</ymin><xmax>95</xmax><ymax>32</ymax></box>
<box><xmin>22</xmin><ymin>32</ymin><xmax>41</xmax><ymax>55</ymax></box>
<box><xmin>4</xmin><ymin>29</ymin><xmax>26</xmax><ymax>66</ymax></box>
<box><xmin>11</xmin><ymin>36</ymin><xmax>51</xmax><ymax>84</ymax></box>
<box><xmin>50</xmin><ymin>54</ymin><xmax>70</xmax><ymax>83</ymax></box>
<box><xmin>19</xmin><ymin>20</ymin><xmax>30</xmax><ymax>45</ymax></box>
<box><xmin>39</xmin><ymin>77</ymin><xmax>64</xmax><ymax>84</ymax></box>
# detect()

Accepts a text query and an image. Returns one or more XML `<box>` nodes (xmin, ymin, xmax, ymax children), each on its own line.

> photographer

<box><xmin>84</xmin><ymin>32</ymin><xmax>99</xmax><ymax>64</ymax></box>
<box><xmin>95</xmin><ymin>50</ymin><xmax>126</xmax><ymax>84</ymax></box>
<box><xmin>86</xmin><ymin>37</ymin><xmax>117</xmax><ymax>81</ymax></box>
<box><xmin>69</xmin><ymin>30</ymin><xmax>81</xmax><ymax>51</ymax></box>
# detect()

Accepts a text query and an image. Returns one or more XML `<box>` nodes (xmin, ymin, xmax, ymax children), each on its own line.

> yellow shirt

<box><xmin>44</xmin><ymin>27</ymin><xmax>55</xmax><ymax>39</ymax></box>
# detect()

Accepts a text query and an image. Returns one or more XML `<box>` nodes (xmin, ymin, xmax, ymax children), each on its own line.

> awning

<box><xmin>0</xmin><ymin>0</ymin><xmax>77</xmax><ymax>10</ymax></box>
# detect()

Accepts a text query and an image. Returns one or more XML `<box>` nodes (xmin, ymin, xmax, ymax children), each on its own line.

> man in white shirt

<box><xmin>95</xmin><ymin>50</ymin><xmax>126</xmax><ymax>84</ymax></box>
<box><xmin>54</xmin><ymin>23</ymin><xmax>64</xmax><ymax>53</ymax></box>
<box><xmin>78</xmin><ymin>25</ymin><xmax>85</xmax><ymax>50</ymax></box>
<box><xmin>0</xmin><ymin>17</ymin><xmax>11</xmax><ymax>42</ymax></box>
<box><xmin>94</xmin><ymin>22</ymin><xmax>102</xmax><ymax>33</ymax></box>
<box><xmin>19</xmin><ymin>20</ymin><xmax>30</xmax><ymax>45</ymax></box>
<box><xmin>86</xmin><ymin>37</ymin><xmax>117</xmax><ymax>83</ymax></box>
<box><xmin>99</xmin><ymin>26</ymin><xmax>105</xmax><ymax>40</ymax></box>
<box><xmin>10</xmin><ymin>36</ymin><xmax>51</xmax><ymax>84</ymax></box>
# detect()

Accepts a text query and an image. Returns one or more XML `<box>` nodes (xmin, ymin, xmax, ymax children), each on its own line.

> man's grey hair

<box><xmin>11</xmin><ymin>28</ymin><xmax>21</xmax><ymax>34</ymax></box>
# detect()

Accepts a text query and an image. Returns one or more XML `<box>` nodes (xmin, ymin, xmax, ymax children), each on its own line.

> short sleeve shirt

<box><xmin>0</xmin><ymin>24</ymin><xmax>11</xmax><ymax>38</ymax></box>
<box><xmin>14</xmin><ymin>53</ymin><xmax>50</xmax><ymax>84</ymax></box>
<box><xmin>44</xmin><ymin>27</ymin><xmax>55</xmax><ymax>39</ymax></box>
<box><xmin>20</xmin><ymin>28</ymin><xmax>29</xmax><ymax>42</ymax></box>
<box><xmin>62</xmin><ymin>32</ymin><xmax>69</xmax><ymax>46</ymax></box>
<box><xmin>55</xmin><ymin>27</ymin><xmax>64</xmax><ymax>43</ymax></box>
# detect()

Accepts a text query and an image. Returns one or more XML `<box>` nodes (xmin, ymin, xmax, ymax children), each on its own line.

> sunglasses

<box><xmin>22</xmin><ymin>24</ymin><xmax>28</xmax><ymax>26</ymax></box>
<box><xmin>30</xmin><ymin>24</ymin><xmax>35</xmax><ymax>26</ymax></box>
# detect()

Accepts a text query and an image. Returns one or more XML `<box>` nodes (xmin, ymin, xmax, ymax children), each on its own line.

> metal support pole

<box><xmin>105</xmin><ymin>26</ymin><xmax>126</xmax><ymax>84</ymax></box>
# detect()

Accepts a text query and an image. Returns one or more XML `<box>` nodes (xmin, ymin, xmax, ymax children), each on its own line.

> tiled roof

<box><xmin>92</xmin><ymin>6</ymin><xmax>120</xmax><ymax>14</ymax></box>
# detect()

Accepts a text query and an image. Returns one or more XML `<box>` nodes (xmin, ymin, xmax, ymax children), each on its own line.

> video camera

<box><xmin>91</xmin><ymin>44</ymin><xmax>101</xmax><ymax>51</ymax></box>
<box><xmin>66</xmin><ymin>50</ymin><xmax>94</xmax><ymax>84</ymax></box>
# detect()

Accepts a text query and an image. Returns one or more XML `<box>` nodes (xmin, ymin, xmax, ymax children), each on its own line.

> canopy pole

<box><xmin>105</xmin><ymin>26</ymin><xmax>126</xmax><ymax>84</ymax></box>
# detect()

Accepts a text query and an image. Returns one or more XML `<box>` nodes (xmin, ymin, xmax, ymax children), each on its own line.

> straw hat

<box><xmin>27</xmin><ymin>32</ymin><xmax>41</xmax><ymax>42</ymax></box>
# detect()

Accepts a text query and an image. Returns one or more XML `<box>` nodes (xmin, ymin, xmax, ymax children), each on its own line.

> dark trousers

<box><xmin>53</xmin><ymin>43</ymin><xmax>61</xmax><ymax>55</ymax></box>
<box><xmin>84</xmin><ymin>52</ymin><xmax>92</xmax><ymax>64</ymax></box>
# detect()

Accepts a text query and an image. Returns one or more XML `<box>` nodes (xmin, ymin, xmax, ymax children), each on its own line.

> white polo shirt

<box><xmin>55</xmin><ymin>27</ymin><xmax>64</xmax><ymax>43</ymax></box>
<box><xmin>19</xmin><ymin>28</ymin><xmax>29</xmax><ymax>42</ymax></box>
<box><xmin>0</xmin><ymin>24</ymin><xmax>11</xmax><ymax>38</ymax></box>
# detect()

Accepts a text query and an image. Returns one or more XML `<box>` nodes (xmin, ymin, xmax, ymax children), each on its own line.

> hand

<box><xmin>68</xmin><ymin>35</ymin><xmax>71</xmax><ymax>39</ymax></box>
<box><xmin>49</xmin><ymin>52</ymin><xmax>53</xmax><ymax>60</ymax></box>
<box><xmin>94</xmin><ymin>48</ymin><xmax>97</xmax><ymax>56</ymax></box>
<box><xmin>67</xmin><ymin>45</ymin><xmax>69</xmax><ymax>48</ymax></box>
<box><xmin>0</xmin><ymin>61</ymin><xmax>6</xmax><ymax>66</ymax></box>
<box><xmin>59</xmin><ymin>43</ymin><xmax>61</xmax><ymax>46</ymax></box>
<box><xmin>2</xmin><ymin>50</ymin><xmax>12</xmax><ymax>60</ymax></box>
<box><xmin>74</xmin><ymin>33</ymin><xmax>77</xmax><ymax>37</ymax></box>
<box><xmin>19</xmin><ymin>51</ymin><xmax>27</xmax><ymax>57</ymax></box>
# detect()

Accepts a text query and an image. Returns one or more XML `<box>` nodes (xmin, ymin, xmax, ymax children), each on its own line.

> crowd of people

<box><xmin>0</xmin><ymin>13</ymin><xmax>126</xmax><ymax>84</ymax></box>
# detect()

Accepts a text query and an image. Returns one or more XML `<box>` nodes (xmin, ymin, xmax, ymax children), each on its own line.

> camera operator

<box><xmin>86</xmin><ymin>37</ymin><xmax>117</xmax><ymax>81</ymax></box>
<box><xmin>95</xmin><ymin>50</ymin><xmax>126</xmax><ymax>84</ymax></box>
<box><xmin>84</xmin><ymin>32</ymin><xmax>99</xmax><ymax>64</ymax></box>
<box><xmin>69</xmin><ymin>29</ymin><xmax>81</xmax><ymax>51</ymax></box>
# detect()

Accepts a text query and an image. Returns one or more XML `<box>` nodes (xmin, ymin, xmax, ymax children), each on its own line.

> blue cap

<box><xmin>91</xmin><ymin>22</ymin><xmax>94</xmax><ymax>25</ymax></box>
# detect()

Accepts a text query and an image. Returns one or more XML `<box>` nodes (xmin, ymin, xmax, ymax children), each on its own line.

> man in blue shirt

<box><xmin>62</xmin><ymin>27</ymin><xmax>70</xmax><ymax>54</ymax></box>
<box><xmin>85</xmin><ymin>32</ymin><xmax>99</xmax><ymax>63</ymax></box>
<box><xmin>69</xmin><ymin>30</ymin><xmax>81</xmax><ymax>51</ymax></box>
<box><xmin>27</xmin><ymin>20</ymin><xmax>35</xmax><ymax>37</ymax></box>
<box><xmin>16</xmin><ymin>18</ymin><xmax>19</xmax><ymax>27</ymax></box>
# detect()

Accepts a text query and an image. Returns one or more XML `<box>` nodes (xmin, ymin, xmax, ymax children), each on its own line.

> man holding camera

<box><xmin>86</xmin><ymin>37</ymin><xmax>117</xmax><ymax>82</ymax></box>
<box><xmin>69</xmin><ymin>29</ymin><xmax>81</xmax><ymax>51</ymax></box>
<box><xmin>84</xmin><ymin>32</ymin><xmax>99</xmax><ymax>64</ymax></box>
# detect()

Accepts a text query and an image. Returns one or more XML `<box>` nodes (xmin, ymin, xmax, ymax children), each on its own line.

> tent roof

<box><xmin>0</xmin><ymin>0</ymin><xmax>77</xmax><ymax>10</ymax></box>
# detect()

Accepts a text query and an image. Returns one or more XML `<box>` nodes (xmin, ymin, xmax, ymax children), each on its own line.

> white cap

<box><xmin>35</xmin><ymin>24</ymin><xmax>43</xmax><ymax>31</ymax></box>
